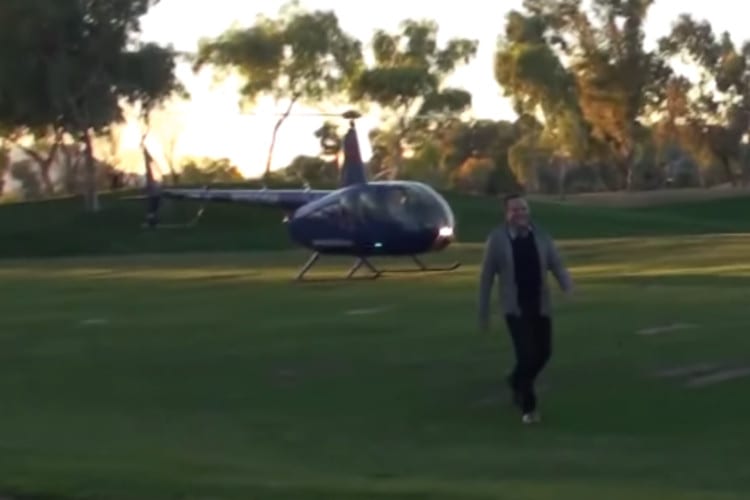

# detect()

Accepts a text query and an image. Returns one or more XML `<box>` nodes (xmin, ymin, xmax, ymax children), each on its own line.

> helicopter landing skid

<box><xmin>382</xmin><ymin>255</ymin><xmax>462</xmax><ymax>275</ymax></box>
<box><xmin>294</xmin><ymin>253</ymin><xmax>461</xmax><ymax>282</ymax></box>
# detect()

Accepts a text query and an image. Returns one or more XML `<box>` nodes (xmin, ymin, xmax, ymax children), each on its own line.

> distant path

<box><xmin>528</xmin><ymin>185</ymin><xmax>750</xmax><ymax>207</ymax></box>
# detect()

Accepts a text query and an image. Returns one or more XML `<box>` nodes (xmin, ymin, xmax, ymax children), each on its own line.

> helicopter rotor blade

<box><xmin>237</xmin><ymin>109</ymin><xmax>363</xmax><ymax>119</ymax></box>
<box><xmin>232</xmin><ymin>106</ymin><xmax>471</xmax><ymax>125</ymax></box>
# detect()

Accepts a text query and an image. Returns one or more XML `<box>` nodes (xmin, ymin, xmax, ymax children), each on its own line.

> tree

<box><xmin>657</xmin><ymin>14</ymin><xmax>750</xmax><ymax>185</ymax></box>
<box><xmin>119</xmin><ymin>43</ymin><xmax>188</xmax><ymax>191</ymax></box>
<box><xmin>91</xmin><ymin>123</ymin><xmax>127</xmax><ymax>183</ymax></box>
<box><xmin>494</xmin><ymin>8</ymin><xmax>591</xmax><ymax>194</ymax></box>
<box><xmin>314</xmin><ymin>120</ymin><xmax>342</xmax><ymax>163</ymax></box>
<box><xmin>451</xmin><ymin>157</ymin><xmax>497</xmax><ymax>194</ymax></box>
<box><xmin>279</xmin><ymin>155</ymin><xmax>339</xmax><ymax>185</ymax></box>
<box><xmin>567</xmin><ymin>0</ymin><xmax>670</xmax><ymax>189</ymax></box>
<box><xmin>179</xmin><ymin>157</ymin><xmax>245</xmax><ymax>184</ymax></box>
<box><xmin>496</xmin><ymin>1</ymin><xmax>671</xmax><ymax>191</ymax></box>
<box><xmin>0</xmin><ymin>0</ymin><xmax>182</xmax><ymax>211</ymax></box>
<box><xmin>507</xmin><ymin>116</ymin><xmax>549</xmax><ymax>192</ymax></box>
<box><xmin>351</xmin><ymin>19</ymin><xmax>478</xmax><ymax>178</ymax></box>
<box><xmin>0</xmin><ymin>138</ymin><xmax>10</xmax><ymax>195</ymax></box>
<box><xmin>0</xmin><ymin>1</ymin><xmax>68</xmax><ymax>197</ymax></box>
<box><xmin>426</xmin><ymin>119</ymin><xmax>521</xmax><ymax>191</ymax></box>
<box><xmin>194</xmin><ymin>1</ymin><xmax>363</xmax><ymax>178</ymax></box>
<box><xmin>1</xmin><ymin>128</ymin><xmax>64</xmax><ymax>197</ymax></box>
<box><xmin>10</xmin><ymin>160</ymin><xmax>43</xmax><ymax>200</ymax></box>
<box><xmin>151</xmin><ymin>106</ymin><xmax>186</xmax><ymax>184</ymax></box>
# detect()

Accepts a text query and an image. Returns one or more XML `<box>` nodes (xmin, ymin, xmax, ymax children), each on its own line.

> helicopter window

<box><xmin>304</xmin><ymin>197</ymin><xmax>341</xmax><ymax>219</ymax></box>
<box><xmin>350</xmin><ymin>187</ymin><xmax>409</xmax><ymax>223</ymax></box>
<box><xmin>358</xmin><ymin>190</ymin><xmax>381</xmax><ymax>217</ymax></box>
<box><xmin>383</xmin><ymin>189</ymin><xmax>410</xmax><ymax>220</ymax></box>
<box><xmin>401</xmin><ymin>186</ymin><xmax>435</xmax><ymax>219</ymax></box>
<box><xmin>340</xmin><ymin>190</ymin><xmax>357</xmax><ymax>211</ymax></box>
<box><xmin>388</xmin><ymin>184</ymin><xmax>454</xmax><ymax>227</ymax></box>
<box><xmin>340</xmin><ymin>184</ymin><xmax>452</xmax><ymax>229</ymax></box>
<box><xmin>353</xmin><ymin>189</ymin><xmax>384</xmax><ymax>220</ymax></box>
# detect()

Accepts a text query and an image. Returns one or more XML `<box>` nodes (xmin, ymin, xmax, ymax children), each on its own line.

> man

<box><xmin>478</xmin><ymin>193</ymin><xmax>573</xmax><ymax>424</ymax></box>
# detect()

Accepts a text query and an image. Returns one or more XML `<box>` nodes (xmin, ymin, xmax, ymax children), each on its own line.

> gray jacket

<box><xmin>478</xmin><ymin>224</ymin><xmax>572</xmax><ymax>321</ymax></box>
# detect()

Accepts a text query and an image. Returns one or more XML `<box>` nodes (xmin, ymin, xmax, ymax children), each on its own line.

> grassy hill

<box><xmin>1</xmin><ymin>188</ymin><xmax>750</xmax><ymax>258</ymax></box>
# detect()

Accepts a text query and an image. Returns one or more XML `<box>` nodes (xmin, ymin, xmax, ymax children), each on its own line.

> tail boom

<box><xmin>142</xmin><ymin>185</ymin><xmax>331</xmax><ymax>228</ymax></box>
<box><xmin>160</xmin><ymin>187</ymin><xmax>331</xmax><ymax>210</ymax></box>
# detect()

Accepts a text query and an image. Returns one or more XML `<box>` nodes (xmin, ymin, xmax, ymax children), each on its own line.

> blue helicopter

<box><xmin>144</xmin><ymin>110</ymin><xmax>460</xmax><ymax>280</ymax></box>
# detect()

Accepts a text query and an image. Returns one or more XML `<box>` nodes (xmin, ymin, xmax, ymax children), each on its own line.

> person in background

<box><xmin>478</xmin><ymin>193</ymin><xmax>573</xmax><ymax>424</ymax></box>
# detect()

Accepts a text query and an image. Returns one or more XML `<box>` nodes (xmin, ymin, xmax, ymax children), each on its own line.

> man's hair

<box><xmin>502</xmin><ymin>192</ymin><xmax>525</xmax><ymax>208</ymax></box>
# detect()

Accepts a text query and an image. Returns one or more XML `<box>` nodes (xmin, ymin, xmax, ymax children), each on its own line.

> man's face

<box><xmin>505</xmin><ymin>197</ymin><xmax>530</xmax><ymax>228</ymax></box>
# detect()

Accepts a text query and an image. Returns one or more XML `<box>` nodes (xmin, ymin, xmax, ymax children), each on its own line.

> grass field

<box><xmin>3</xmin><ymin>188</ymin><xmax>750</xmax><ymax>257</ymax></box>
<box><xmin>1</xmin><ymin>191</ymin><xmax>750</xmax><ymax>499</ymax></box>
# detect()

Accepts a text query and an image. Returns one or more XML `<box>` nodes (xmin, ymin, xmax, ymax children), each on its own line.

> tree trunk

<box><xmin>167</xmin><ymin>163</ymin><xmax>178</xmax><ymax>185</ymax></box>
<box><xmin>0</xmin><ymin>141</ymin><xmax>8</xmax><ymax>196</ymax></box>
<box><xmin>557</xmin><ymin>164</ymin><xmax>568</xmax><ymax>201</ymax></box>
<box><xmin>264</xmin><ymin>97</ymin><xmax>298</xmax><ymax>179</ymax></box>
<box><xmin>82</xmin><ymin>129</ymin><xmax>99</xmax><ymax>212</ymax></box>
<box><xmin>388</xmin><ymin>137</ymin><xmax>404</xmax><ymax>180</ymax></box>
<box><xmin>142</xmin><ymin>135</ymin><xmax>157</xmax><ymax>189</ymax></box>
<box><xmin>60</xmin><ymin>144</ymin><xmax>80</xmax><ymax>195</ymax></box>
<box><xmin>621</xmin><ymin>146</ymin><xmax>635</xmax><ymax>191</ymax></box>
<box><xmin>719</xmin><ymin>155</ymin><xmax>738</xmax><ymax>186</ymax></box>
<box><xmin>697</xmin><ymin>165</ymin><xmax>706</xmax><ymax>188</ymax></box>
<box><xmin>18</xmin><ymin>141</ymin><xmax>60</xmax><ymax>196</ymax></box>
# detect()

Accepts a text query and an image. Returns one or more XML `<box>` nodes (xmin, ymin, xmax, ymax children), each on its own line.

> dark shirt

<box><xmin>510</xmin><ymin>230</ymin><xmax>542</xmax><ymax>316</ymax></box>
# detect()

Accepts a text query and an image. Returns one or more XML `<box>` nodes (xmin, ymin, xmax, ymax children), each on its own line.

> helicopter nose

<box><xmin>438</xmin><ymin>226</ymin><xmax>453</xmax><ymax>238</ymax></box>
<box><xmin>432</xmin><ymin>225</ymin><xmax>455</xmax><ymax>250</ymax></box>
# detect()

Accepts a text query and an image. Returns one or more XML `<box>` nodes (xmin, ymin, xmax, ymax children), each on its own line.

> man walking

<box><xmin>478</xmin><ymin>193</ymin><xmax>573</xmax><ymax>424</ymax></box>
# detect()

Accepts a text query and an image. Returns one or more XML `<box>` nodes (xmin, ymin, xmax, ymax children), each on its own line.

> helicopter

<box><xmin>143</xmin><ymin>110</ymin><xmax>460</xmax><ymax>281</ymax></box>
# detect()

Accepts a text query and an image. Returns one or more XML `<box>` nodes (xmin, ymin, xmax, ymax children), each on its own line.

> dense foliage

<box><xmin>2</xmin><ymin>0</ymin><xmax>750</xmax><ymax>205</ymax></box>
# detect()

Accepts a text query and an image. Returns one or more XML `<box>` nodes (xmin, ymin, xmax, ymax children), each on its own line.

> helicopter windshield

<box><xmin>357</xmin><ymin>183</ymin><xmax>454</xmax><ymax>230</ymax></box>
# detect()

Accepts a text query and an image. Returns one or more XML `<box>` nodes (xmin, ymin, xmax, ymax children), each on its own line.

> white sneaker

<box><xmin>522</xmin><ymin>412</ymin><xmax>541</xmax><ymax>424</ymax></box>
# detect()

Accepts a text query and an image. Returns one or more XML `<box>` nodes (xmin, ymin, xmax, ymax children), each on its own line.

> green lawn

<box><xmin>1</xmin><ymin>233</ymin><xmax>750</xmax><ymax>499</ymax></box>
<box><xmin>2</xmin><ymin>189</ymin><xmax>750</xmax><ymax>257</ymax></box>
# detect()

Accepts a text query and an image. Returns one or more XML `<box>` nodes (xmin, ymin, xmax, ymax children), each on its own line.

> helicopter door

<box><xmin>353</xmin><ymin>188</ymin><xmax>396</xmax><ymax>248</ymax></box>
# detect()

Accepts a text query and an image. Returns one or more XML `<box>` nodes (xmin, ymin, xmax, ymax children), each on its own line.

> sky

<box><xmin>129</xmin><ymin>0</ymin><xmax>745</xmax><ymax>178</ymax></box>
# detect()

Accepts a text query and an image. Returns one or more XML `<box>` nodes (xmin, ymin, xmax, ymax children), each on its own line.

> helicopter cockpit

<box><xmin>290</xmin><ymin>180</ymin><xmax>455</xmax><ymax>243</ymax></box>
<box><xmin>288</xmin><ymin>181</ymin><xmax>456</xmax><ymax>255</ymax></box>
<box><xmin>347</xmin><ymin>182</ymin><xmax>455</xmax><ymax>233</ymax></box>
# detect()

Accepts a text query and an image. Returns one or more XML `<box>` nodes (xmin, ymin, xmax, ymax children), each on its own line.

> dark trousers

<box><xmin>505</xmin><ymin>313</ymin><xmax>552</xmax><ymax>414</ymax></box>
